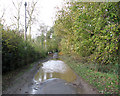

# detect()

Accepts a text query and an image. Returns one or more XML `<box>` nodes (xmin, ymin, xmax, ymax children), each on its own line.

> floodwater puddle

<box><xmin>34</xmin><ymin>60</ymin><xmax>76</xmax><ymax>83</ymax></box>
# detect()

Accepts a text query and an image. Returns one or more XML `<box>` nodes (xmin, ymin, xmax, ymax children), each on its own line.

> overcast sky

<box><xmin>1</xmin><ymin>0</ymin><xmax>117</xmax><ymax>38</ymax></box>
<box><xmin>0</xmin><ymin>0</ymin><xmax>65</xmax><ymax>38</ymax></box>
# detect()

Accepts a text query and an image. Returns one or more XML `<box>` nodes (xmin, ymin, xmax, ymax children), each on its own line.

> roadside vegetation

<box><xmin>2</xmin><ymin>23</ymin><xmax>58</xmax><ymax>73</ymax></box>
<box><xmin>1</xmin><ymin>0</ymin><xmax>119</xmax><ymax>94</ymax></box>
<box><xmin>60</xmin><ymin>55</ymin><xmax>118</xmax><ymax>94</ymax></box>
<box><xmin>2</xmin><ymin>22</ymin><xmax>58</xmax><ymax>90</ymax></box>
<box><xmin>54</xmin><ymin>1</ymin><xmax>119</xmax><ymax>94</ymax></box>
<box><xmin>1</xmin><ymin>0</ymin><xmax>59</xmax><ymax>91</ymax></box>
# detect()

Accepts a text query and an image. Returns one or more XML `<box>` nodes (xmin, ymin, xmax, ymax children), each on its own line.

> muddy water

<box><xmin>34</xmin><ymin>60</ymin><xmax>76</xmax><ymax>83</ymax></box>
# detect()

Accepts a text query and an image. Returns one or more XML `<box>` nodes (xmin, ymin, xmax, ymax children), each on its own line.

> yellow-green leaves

<box><xmin>54</xmin><ymin>2</ymin><xmax>119</xmax><ymax>65</ymax></box>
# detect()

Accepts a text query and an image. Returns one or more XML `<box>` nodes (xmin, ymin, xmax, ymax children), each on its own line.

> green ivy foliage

<box><xmin>54</xmin><ymin>2</ymin><xmax>119</xmax><ymax>72</ymax></box>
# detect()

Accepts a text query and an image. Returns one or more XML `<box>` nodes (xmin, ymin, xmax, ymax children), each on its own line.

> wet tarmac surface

<box><xmin>31</xmin><ymin>60</ymin><xmax>77</xmax><ymax>94</ymax></box>
<box><xmin>34</xmin><ymin>60</ymin><xmax>76</xmax><ymax>83</ymax></box>
<box><xmin>3</xmin><ymin>55</ymin><xmax>98</xmax><ymax>94</ymax></box>
<box><xmin>31</xmin><ymin>78</ymin><xmax>77</xmax><ymax>94</ymax></box>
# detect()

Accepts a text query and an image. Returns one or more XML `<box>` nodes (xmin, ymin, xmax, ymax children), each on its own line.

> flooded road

<box><xmin>34</xmin><ymin>60</ymin><xmax>76</xmax><ymax>83</ymax></box>
<box><xmin>3</xmin><ymin>56</ymin><xmax>98</xmax><ymax>94</ymax></box>
<box><xmin>31</xmin><ymin>60</ymin><xmax>77</xmax><ymax>94</ymax></box>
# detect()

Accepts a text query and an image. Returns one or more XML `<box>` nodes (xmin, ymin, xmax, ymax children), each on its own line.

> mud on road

<box><xmin>2</xmin><ymin>56</ymin><xmax>52</xmax><ymax>94</ymax></box>
<box><xmin>2</xmin><ymin>55</ymin><xmax>99</xmax><ymax>94</ymax></box>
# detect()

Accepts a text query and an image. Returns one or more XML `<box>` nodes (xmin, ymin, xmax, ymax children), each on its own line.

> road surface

<box><xmin>3</xmin><ymin>54</ymin><xmax>98</xmax><ymax>94</ymax></box>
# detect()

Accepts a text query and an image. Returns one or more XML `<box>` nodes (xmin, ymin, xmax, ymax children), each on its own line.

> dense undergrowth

<box><xmin>1</xmin><ymin>24</ymin><xmax>48</xmax><ymax>73</ymax></box>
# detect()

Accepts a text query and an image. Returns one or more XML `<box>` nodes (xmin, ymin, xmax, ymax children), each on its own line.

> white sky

<box><xmin>0</xmin><ymin>0</ymin><xmax>65</xmax><ymax>38</ymax></box>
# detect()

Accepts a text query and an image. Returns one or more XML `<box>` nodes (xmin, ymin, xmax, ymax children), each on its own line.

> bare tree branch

<box><xmin>26</xmin><ymin>0</ymin><xmax>38</xmax><ymax>40</ymax></box>
<box><xmin>12</xmin><ymin>0</ymin><xmax>23</xmax><ymax>32</ymax></box>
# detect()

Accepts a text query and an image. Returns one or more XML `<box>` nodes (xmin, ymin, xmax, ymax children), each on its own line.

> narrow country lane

<box><xmin>2</xmin><ymin>1</ymin><xmax>119</xmax><ymax>95</ymax></box>
<box><xmin>3</xmin><ymin>53</ymin><xmax>98</xmax><ymax>94</ymax></box>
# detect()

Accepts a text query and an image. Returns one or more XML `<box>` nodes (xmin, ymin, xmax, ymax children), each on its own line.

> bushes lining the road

<box><xmin>2</xmin><ymin>24</ymin><xmax>47</xmax><ymax>73</ymax></box>
<box><xmin>55</xmin><ymin>2</ymin><xmax>119</xmax><ymax>94</ymax></box>
<box><xmin>54</xmin><ymin>2</ymin><xmax>119</xmax><ymax>73</ymax></box>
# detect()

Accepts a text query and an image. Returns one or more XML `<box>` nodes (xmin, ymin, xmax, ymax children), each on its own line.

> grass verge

<box><xmin>60</xmin><ymin>55</ymin><xmax>119</xmax><ymax>94</ymax></box>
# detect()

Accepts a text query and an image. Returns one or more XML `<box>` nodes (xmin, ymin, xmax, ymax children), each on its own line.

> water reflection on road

<box><xmin>34</xmin><ymin>60</ymin><xmax>76</xmax><ymax>83</ymax></box>
<box><xmin>30</xmin><ymin>60</ymin><xmax>77</xmax><ymax>94</ymax></box>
